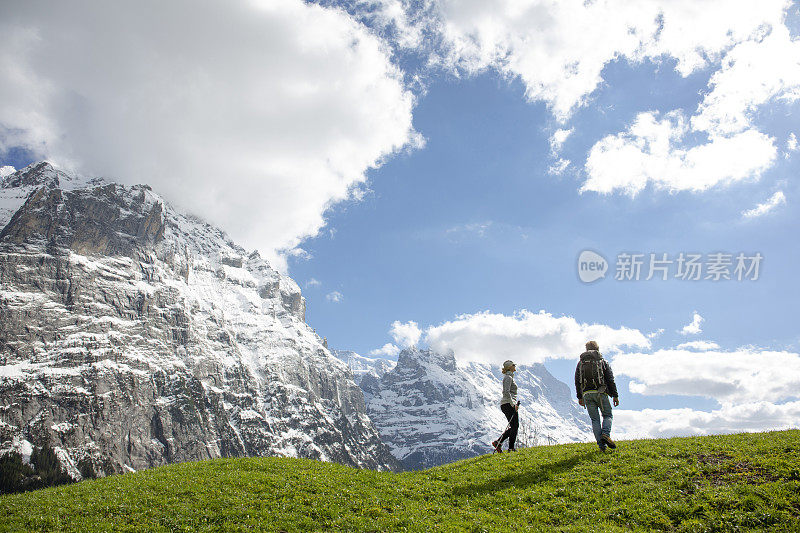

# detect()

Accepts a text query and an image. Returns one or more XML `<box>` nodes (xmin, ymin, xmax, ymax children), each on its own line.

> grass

<box><xmin>1</xmin><ymin>430</ymin><xmax>799</xmax><ymax>532</ymax></box>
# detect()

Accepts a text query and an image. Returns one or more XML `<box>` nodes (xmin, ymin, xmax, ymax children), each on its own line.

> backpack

<box><xmin>579</xmin><ymin>352</ymin><xmax>605</xmax><ymax>393</ymax></box>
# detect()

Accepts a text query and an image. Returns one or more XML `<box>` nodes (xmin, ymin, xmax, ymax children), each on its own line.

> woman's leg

<box><xmin>499</xmin><ymin>403</ymin><xmax>515</xmax><ymax>444</ymax></box>
<box><xmin>508</xmin><ymin>406</ymin><xmax>519</xmax><ymax>450</ymax></box>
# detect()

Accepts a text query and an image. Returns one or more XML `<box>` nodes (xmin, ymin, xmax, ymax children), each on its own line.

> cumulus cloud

<box><xmin>0</xmin><ymin>0</ymin><xmax>418</xmax><ymax>270</ymax></box>
<box><xmin>610</xmin><ymin>345</ymin><xmax>800</xmax><ymax>438</ymax></box>
<box><xmin>613</xmin><ymin>348</ymin><xmax>800</xmax><ymax>404</ymax></box>
<box><xmin>390</xmin><ymin>320</ymin><xmax>422</xmax><ymax>348</ymax></box>
<box><xmin>326</xmin><ymin>291</ymin><xmax>343</xmax><ymax>303</ymax></box>
<box><xmin>691</xmin><ymin>23</ymin><xmax>800</xmax><ymax>137</ymax></box>
<box><xmin>430</xmin><ymin>0</ymin><xmax>788</xmax><ymax>119</ymax></box>
<box><xmin>679</xmin><ymin>312</ymin><xmax>704</xmax><ymax>335</ymax></box>
<box><xmin>369</xmin><ymin>342</ymin><xmax>401</xmax><ymax>357</ymax></box>
<box><xmin>424</xmin><ymin>309</ymin><xmax>650</xmax><ymax>365</ymax></box>
<box><xmin>372</xmin><ymin>0</ymin><xmax>795</xmax><ymax>197</ymax></box>
<box><xmin>396</xmin><ymin>0</ymin><xmax>794</xmax><ymax>196</ymax></box>
<box><xmin>582</xmin><ymin>15</ymin><xmax>799</xmax><ymax>196</ymax></box>
<box><xmin>614</xmin><ymin>401</ymin><xmax>800</xmax><ymax>439</ymax></box>
<box><xmin>304</xmin><ymin>278</ymin><xmax>321</xmax><ymax>289</ymax></box>
<box><xmin>742</xmin><ymin>191</ymin><xmax>787</xmax><ymax>219</ymax></box>
<box><xmin>583</xmin><ymin>111</ymin><xmax>777</xmax><ymax>196</ymax></box>
<box><xmin>676</xmin><ymin>340</ymin><xmax>720</xmax><ymax>351</ymax></box>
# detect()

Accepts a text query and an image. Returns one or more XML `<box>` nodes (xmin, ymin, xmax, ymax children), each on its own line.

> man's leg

<box><xmin>598</xmin><ymin>394</ymin><xmax>616</xmax><ymax>449</ymax></box>
<box><xmin>584</xmin><ymin>393</ymin><xmax>605</xmax><ymax>450</ymax></box>
<box><xmin>599</xmin><ymin>394</ymin><xmax>613</xmax><ymax>438</ymax></box>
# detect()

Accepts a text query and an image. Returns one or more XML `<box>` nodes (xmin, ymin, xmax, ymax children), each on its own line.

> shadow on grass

<box><xmin>452</xmin><ymin>451</ymin><xmax>596</xmax><ymax>496</ymax></box>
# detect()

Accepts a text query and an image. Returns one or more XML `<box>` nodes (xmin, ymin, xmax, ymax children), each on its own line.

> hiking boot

<box><xmin>492</xmin><ymin>440</ymin><xmax>503</xmax><ymax>453</ymax></box>
<box><xmin>601</xmin><ymin>434</ymin><xmax>617</xmax><ymax>449</ymax></box>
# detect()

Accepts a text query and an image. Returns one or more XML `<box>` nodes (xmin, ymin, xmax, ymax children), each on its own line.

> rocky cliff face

<box><xmin>0</xmin><ymin>162</ymin><xmax>400</xmax><ymax>478</ymax></box>
<box><xmin>359</xmin><ymin>346</ymin><xmax>591</xmax><ymax>470</ymax></box>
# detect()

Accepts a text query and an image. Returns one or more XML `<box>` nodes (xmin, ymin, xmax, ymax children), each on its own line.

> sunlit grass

<box><xmin>1</xmin><ymin>430</ymin><xmax>798</xmax><ymax>532</ymax></box>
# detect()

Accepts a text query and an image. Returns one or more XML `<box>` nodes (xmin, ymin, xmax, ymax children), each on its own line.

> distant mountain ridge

<box><xmin>0</xmin><ymin>162</ymin><xmax>400</xmax><ymax>478</ymax></box>
<box><xmin>335</xmin><ymin>346</ymin><xmax>591</xmax><ymax>470</ymax></box>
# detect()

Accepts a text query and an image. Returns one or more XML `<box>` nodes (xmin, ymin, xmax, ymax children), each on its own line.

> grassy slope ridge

<box><xmin>1</xmin><ymin>431</ymin><xmax>799</xmax><ymax>532</ymax></box>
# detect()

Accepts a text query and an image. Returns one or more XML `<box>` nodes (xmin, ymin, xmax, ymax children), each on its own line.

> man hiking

<box><xmin>575</xmin><ymin>341</ymin><xmax>619</xmax><ymax>452</ymax></box>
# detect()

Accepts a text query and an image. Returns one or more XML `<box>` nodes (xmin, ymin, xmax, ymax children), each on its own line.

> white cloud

<box><xmin>0</xmin><ymin>0</ymin><xmax>418</xmax><ymax>270</ymax></box>
<box><xmin>390</xmin><ymin>320</ymin><xmax>422</xmax><ymax>347</ymax></box>
<box><xmin>742</xmin><ymin>191</ymin><xmax>786</xmax><ymax>219</ymax></box>
<box><xmin>0</xmin><ymin>166</ymin><xmax>15</xmax><ymax>179</ymax></box>
<box><xmin>679</xmin><ymin>311</ymin><xmax>704</xmax><ymax>335</ymax></box>
<box><xmin>359</xmin><ymin>0</ymin><xmax>434</xmax><ymax>50</ymax></box>
<box><xmin>431</xmin><ymin>0</ymin><xmax>788</xmax><ymax>119</ymax></box>
<box><xmin>424</xmin><ymin>309</ymin><xmax>650</xmax><ymax>365</ymax></box>
<box><xmin>550</xmin><ymin>128</ymin><xmax>573</xmax><ymax>154</ymax></box>
<box><xmin>286</xmin><ymin>248</ymin><xmax>312</xmax><ymax>262</ymax></box>
<box><xmin>444</xmin><ymin>221</ymin><xmax>493</xmax><ymax>239</ymax></box>
<box><xmin>614</xmin><ymin>401</ymin><xmax>800</xmax><ymax>439</ymax></box>
<box><xmin>692</xmin><ymin>24</ymin><xmax>800</xmax><ymax>137</ymax></box>
<box><xmin>583</xmin><ymin>111</ymin><xmax>777</xmax><ymax>196</ymax></box>
<box><xmin>613</xmin><ymin>348</ymin><xmax>800</xmax><ymax>404</ymax></box>
<box><xmin>548</xmin><ymin>158</ymin><xmax>570</xmax><ymax>176</ymax></box>
<box><xmin>647</xmin><ymin>328</ymin><xmax>665</xmax><ymax>339</ymax></box>
<box><xmin>548</xmin><ymin>128</ymin><xmax>573</xmax><ymax>174</ymax></box>
<box><xmin>326</xmin><ymin>291</ymin><xmax>343</xmax><ymax>303</ymax></box>
<box><xmin>676</xmin><ymin>340</ymin><xmax>720</xmax><ymax>351</ymax></box>
<box><xmin>611</xmin><ymin>345</ymin><xmax>800</xmax><ymax>437</ymax></box>
<box><xmin>369</xmin><ymin>343</ymin><xmax>401</xmax><ymax>357</ymax></box>
<box><xmin>342</xmin><ymin>1</ymin><xmax>795</xmax><ymax>198</ymax></box>
<box><xmin>305</xmin><ymin>278</ymin><xmax>321</xmax><ymax>288</ymax></box>
<box><xmin>399</xmin><ymin>0</ymin><xmax>793</xmax><ymax>196</ymax></box>
<box><xmin>788</xmin><ymin>133</ymin><xmax>799</xmax><ymax>155</ymax></box>
<box><xmin>582</xmin><ymin>16</ymin><xmax>799</xmax><ymax>196</ymax></box>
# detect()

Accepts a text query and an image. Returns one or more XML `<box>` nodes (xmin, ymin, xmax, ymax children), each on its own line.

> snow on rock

<box><xmin>332</xmin><ymin>349</ymin><xmax>396</xmax><ymax>386</ymax></box>
<box><xmin>0</xmin><ymin>162</ymin><xmax>400</xmax><ymax>477</ymax></box>
<box><xmin>358</xmin><ymin>346</ymin><xmax>592</xmax><ymax>470</ymax></box>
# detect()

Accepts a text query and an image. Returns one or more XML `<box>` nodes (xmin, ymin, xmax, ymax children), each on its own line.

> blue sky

<box><xmin>2</xmin><ymin>0</ymin><xmax>799</xmax><ymax>437</ymax></box>
<box><xmin>291</xmin><ymin>56</ymin><xmax>800</xmax><ymax>412</ymax></box>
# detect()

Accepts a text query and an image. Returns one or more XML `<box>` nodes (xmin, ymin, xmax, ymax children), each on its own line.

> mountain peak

<box><xmin>396</xmin><ymin>346</ymin><xmax>457</xmax><ymax>373</ymax></box>
<box><xmin>1</xmin><ymin>161</ymin><xmax>105</xmax><ymax>191</ymax></box>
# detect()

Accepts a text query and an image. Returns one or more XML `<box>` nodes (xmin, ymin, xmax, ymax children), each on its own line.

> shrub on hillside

<box><xmin>0</xmin><ymin>451</ymin><xmax>35</xmax><ymax>495</ymax></box>
<box><xmin>31</xmin><ymin>443</ymin><xmax>73</xmax><ymax>489</ymax></box>
<box><xmin>0</xmin><ymin>443</ymin><xmax>74</xmax><ymax>495</ymax></box>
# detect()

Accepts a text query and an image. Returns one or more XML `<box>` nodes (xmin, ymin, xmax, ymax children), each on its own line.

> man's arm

<box><xmin>574</xmin><ymin>364</ymin><xmax>583</xmax><ymax>401</ymax></box>
<box><xmin>603</xmin><ymin>361</ymin><xmax>619</xmax><ymax>399</ymax></box>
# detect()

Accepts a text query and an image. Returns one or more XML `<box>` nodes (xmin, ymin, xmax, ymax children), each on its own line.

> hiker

<box><xmin>575</xmin><ymin>341</ymin><xmax>619</xmax><ymax>452</ymax></box>
<box><xmin>492</xmin><ymin>360</ymin><xmax>520</xmax><ymax>453</ymax></box>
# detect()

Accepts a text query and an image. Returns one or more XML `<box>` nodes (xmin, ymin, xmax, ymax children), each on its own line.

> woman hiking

<box><xmin>492</xmin><ymin>360</ymin><xmax>520</xmax><ymax>453</ymax></box>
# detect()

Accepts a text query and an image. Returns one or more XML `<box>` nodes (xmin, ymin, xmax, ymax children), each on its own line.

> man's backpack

<box><xmin>579</xmin><ymin>353</ymin><xmax>605</xmax><ymax>393</ymax></box>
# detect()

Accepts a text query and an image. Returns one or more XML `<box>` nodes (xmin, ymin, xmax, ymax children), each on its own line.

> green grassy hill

<box><xmin>1</xmin><ymin>430</ymin><xmax>799</xmax><ymax>532</ymax></box>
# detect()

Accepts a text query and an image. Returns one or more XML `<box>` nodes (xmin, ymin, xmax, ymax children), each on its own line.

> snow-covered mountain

<box><xmin>332</xmin><ymin>349</ymin><xmax>396</xmax><ymax>385</ymax></box>
<box><xmin>0</xmin><ymin>162</ymin><xmax>400</xmax><ymax>478</ymax></box>
<box><xmin>355</xmin><ymin>346</ymin><xmax>591</xmax><ymax>470</ymax></box>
